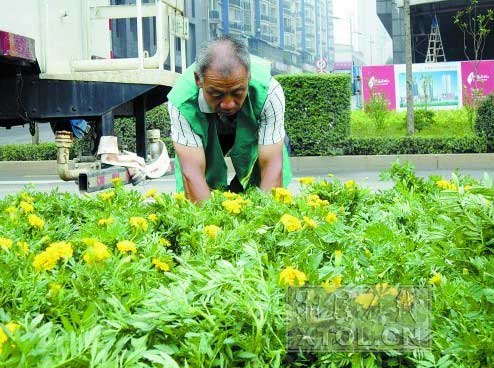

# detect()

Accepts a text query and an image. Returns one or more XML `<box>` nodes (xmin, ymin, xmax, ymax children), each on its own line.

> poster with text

<box><xmin>461</xmin><ymin>60</ymin><xmax>494</xmax><ymax>101</ymax></box>
<box><xmin>395</xmin><ymin>62</ymin><xmax>461</xmax><ymax>110</ymax></box>
<box><xmin>362</xmin><ymin>65</ymin><xmax>396</xmax><ymax>110</ymax></box>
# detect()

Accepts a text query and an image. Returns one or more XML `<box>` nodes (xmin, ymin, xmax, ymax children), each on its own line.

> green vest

<box><xmin>167</xmin><ymin>58</ymin><xmax>292</xmax><ymax>192</ymax></box>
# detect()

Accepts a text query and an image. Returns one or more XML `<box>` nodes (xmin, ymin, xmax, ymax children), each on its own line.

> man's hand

<box><xmin>174</xmin><ymin>143</ymin><xmax>211</xmax><ymax>203</ymax></box>
<box><xmin>258</xmin><ymin>140</ymin><xmax>283</xmax><ymax>191</ymax></box>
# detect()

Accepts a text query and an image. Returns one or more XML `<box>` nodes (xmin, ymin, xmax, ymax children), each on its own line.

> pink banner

<box><xmin>461</xmin><ymin>60</ymin><xmax>494</xmax><ymax>101</ymax></box>
<box><xmin>362</xmin><ymin>65</ymin><xmax>396</xmax><ymax>110</ymax></box>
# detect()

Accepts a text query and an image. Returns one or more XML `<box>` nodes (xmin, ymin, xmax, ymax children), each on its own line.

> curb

<box><xmin>2</xmin><ymin>153</ymin><xmax>494</xmax><ymax>176</ymax></box>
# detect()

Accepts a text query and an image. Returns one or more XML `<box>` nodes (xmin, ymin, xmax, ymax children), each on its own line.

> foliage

<box><xmin>411</xmin><ymin>109</ymin><xmax>435</xmax><ymax>131</ymax></box>
<box><xmin>364</xmin><ymin>93</ymin><xmax>389</xmax><ymax>130</ymax></box>
<box><xmin>342</xmin><ymin>136</ymin><xmax>487</xmax><ymax>155</ymax></box>
<box><xmin>1</xmin><ymin>163</ymin><xmax>494</xmax><ymax>366</ymax></box>
<box><xmin>454</xmin><ymin>0</ymin><xmax>494</xmax><ymax>62</ymax></box>
<box><xmin>475</xmin><ymin>94</ymin><xmax>494</xmax><ymax>150</ymax></box>
<box><xmin>351</xmin><ymin>108</ymin><xmax>474</xmax><ymax>138</ymax></box>
<box><xmin>276</xmin><ymin>73</ymin><xmax>351</xmax><ymax>156</ymax></box>
<box><xmin>0</xmin><ymin>143</ymin><xmax>57</xmax><ymax>161</ymax></box>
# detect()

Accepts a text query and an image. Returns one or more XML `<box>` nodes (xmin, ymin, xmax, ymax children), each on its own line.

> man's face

<box><xmin>195</xmin><ymin>66</ymin><xmax>249</xmax><ymax>117</ymax></box>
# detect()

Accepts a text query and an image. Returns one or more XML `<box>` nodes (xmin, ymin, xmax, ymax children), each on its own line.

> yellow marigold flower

<box><xmin>20</xmin><ymin>200</ymin><xmax>34</xmax><ymax>213</ymax></box>
<box><xmin>436</xmin><ymin>180</ymin><xmax>456</xmax><ymax>191</ymax></box>
<box><xmin>160</xmin><ymin>238</ymin><xmax>171</xmax><ymax>247</ymax></box>
<box><xmin>303</xmin><ymin>216</ymin><xmax>317</xmax><ymax>229</ymax></box>
<box><xmin>355</xmin><ymin>292</ymin><xmax>378</xmax><ymax>309</ymax></box>
<box><xmin>0</xmin><ymin>322</ymin><xmax>20</xmax><ymax>351</ymax></box>
<box><xmin>279</xmin><ymin>214</ymin><xmax>302</xmax><ymax>232</ymax></box>
<box><xmin>46</xmin><ymin>241</ymin><xmax>73</xmax><ymax>260</ymax></box>
<box><xmin>0</xmin><ymin>237</ymin><xmax>13</xmax><ymax>250</ymax></box>
<box><xmin>279</xmin><ymin>266</ymin><xmax>307</xmax><ymax>287</ymax></box>
<box><xmin>344</xmin><ymin>180</ymin><xmax>357</xmax><ymax>190</ymax></box>
<box><xmin>375</xmin><ymin>283</ymin><xmax>398</xmax><ymax>297</ymax></box>
<box><xmin>28</xmin><ymin>214</ymin><xmax>45</xmax><ymax>230</ymax></box>
<box><xmin>145</xmin><ymin>188</ymin><xmax>158</xmax><ymax>198</ymax></box>
<box><xmin>21</xmin><ymin>193</ymin><xmax>34</xmax><ymax>203</ymax></box>
<box><xmin>306</xmin><ymin>194</ymin><xmax>329</xmax><ymax>208</ymax></box>
<box><xmin>98</xmin><ymin>217</ymin><xmax>114</xmax><ymax>226</ymax></box>
<box><xmin>222</xmin><ymin>199</ymin><xmax>242</xmax><ymax>214</ymax></box>
<box><xmin>173</xmin><ymin>192</ymin><xmax>186</xmax><ymax>201</ymax></box>
<box><xmin>321</xmin><ymin>275</ymin><xmax>342</xmax><ymax>293</ymax></box>
<box><xmin>334</xmin><ymin>250</ymin><xmax>343</xmax><ymax>266</ymax></box>
<box><xmin>5</xmin><ymin>206</ymin><xmax>17</xmax><ymax>216</ymax></box>
<box><xmin>129</xmin><ymin>217</ymin><xmax>148</xmax><ymax>232</ymax></box>
<box><xmin>117</xmin><ymin>240</ymin><xmax>137</xmax><ymax>254</ymax></box>
<box><xmin>111</xmin><ymin>177</ymin><xmax>122</xmax><ymax>186</ymax></box>
<box><xmin>148</xmin><ymin>213</ymin><xmax>158</xmax><ymax>223</ymax></box>
<box><xmin>297</xmin><ymin>177</ymin><xmax>315</xmax><ymax>185</ymax></box>
<box><xmin>325</xmin><ymin>212</ymin><xmax>338</xmax><ymax>225</ymax></box>
<box><xmin>428</xmin><ymin>273</ymin><xmax>442</xmax><ymax>286</ymax></box>
<box><xmin>204</xmin><ymin>225</ymin><xmax>221</xmax><ymax>239</ymax></box>
<box><xmin>83</xmin><ymin>241</ymin><xmax>111</xmax><ymax>264</ymax></box>
<box><xmin>271</xmin><ymin>187</ymin><xmax>293</xmax><ymax>204</ymax></box>
<box><xmin>98</xmin><ymin>191</ymin><xmax>115</xmax><ymax>202</ymax></box>
<box><xmin>152</xmin><ymin>258</ymin><xmax>170</xmax><ymax>272</ymax></box>
<box><xmin>223</xmin><ymin>191</ymin><xmax>240</xmax><ymax>200</ymax></box>
<box><xmin>48</xmin><ymin>283</ymin><xmax>62</xmax><ymax>298</ymax></box>
<box><xmin>32</xmin><ymin>252</ymin><xmax>58</xmax><ymax>271</ymax></box>
<box><xmin>397</xmin><ymin>289</ymin><xmax>414</xmax><ymax>310</ymax></box>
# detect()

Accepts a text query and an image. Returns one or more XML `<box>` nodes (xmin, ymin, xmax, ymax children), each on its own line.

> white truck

<box><xmin>0</xmin><ymin>0</ymin><xmax>189</xmax><ymax>191</ymax></box>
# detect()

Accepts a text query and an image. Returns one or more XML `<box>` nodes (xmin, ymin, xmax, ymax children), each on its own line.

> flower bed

<box><xmin>0</xmin><ymin>163</ymin><xmax>493</xmax><ymax>366</ymax></box>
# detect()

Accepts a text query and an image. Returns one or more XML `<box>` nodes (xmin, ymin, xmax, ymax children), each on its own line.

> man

<box><xmin>167</xmin><ymin>35</ymin><xmax>292</xmax><ymax>202</ymax></box>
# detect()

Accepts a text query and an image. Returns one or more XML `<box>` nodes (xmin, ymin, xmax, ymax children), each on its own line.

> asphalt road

<box><xmin>1</xmin><ymin>168</ymin><xmax>494</xmax><ymax>200</ymax></box>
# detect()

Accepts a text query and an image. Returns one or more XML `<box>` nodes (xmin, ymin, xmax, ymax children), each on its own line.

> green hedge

<box><xmin>475</xmin><ymin>94</ymin><xmax>494</xmax><ymax>150</ymax></box>
<box><xmin>0</xmin><ymin>143</ymin><xmax>57</xmax><ymax>161</ymax></box>
<box><xmin>341</xmin><ymin>136</ymin><xmax>488</xmax><ymax>155</ymax></box>
<box><xmin>276</xmin><ymin>73</ymin><xmax>351</xmax><ymax>156</ymax></box>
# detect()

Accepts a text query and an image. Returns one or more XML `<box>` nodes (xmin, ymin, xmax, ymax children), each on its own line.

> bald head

<box><xmin>195</xmin><ymin>35</ymin><xmax>251</xmax><ymax>81</ymax></box>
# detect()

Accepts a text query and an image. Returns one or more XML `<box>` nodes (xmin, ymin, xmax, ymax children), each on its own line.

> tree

<box><xmin>454</xmin><ymin>0</ymin><xmax>494</xmax><ymax>128</ymax></box>
<box><xmin>454</xmin><ymin>0</ymin><xmax>494</xmax><ymax>63</ymax></box>
<box><xmin>404</xmin><ymin>0</ymin><xmax>414</xmax><ymax>135</ymax></box>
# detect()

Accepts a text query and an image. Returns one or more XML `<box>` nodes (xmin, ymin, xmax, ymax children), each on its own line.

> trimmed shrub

<box><xmin>0</xmin><ymin>143</ymin><xmax>57</xmax><ymax>161</ymax></box>
<box><xmin>276</xmin><ymin>73</ymin><xmax>351</xmax><ymax>156</ymax></box>
<box><xmin>475</xmin><ymin>94</ymin><xmax>494</xmax><ymax>150</ymax></box>
<box><xmin>342</xmin><ymin>136</ymin><xmax>488</xmax><ymax>155</ymax></box>
<box><xmin>412</xmin><ymin>109</ymin><xmax>435</xmax><ymax>131</ymax></box>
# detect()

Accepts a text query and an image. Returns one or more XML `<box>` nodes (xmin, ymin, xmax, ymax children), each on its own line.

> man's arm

<box><xmin>258</xmin><ymin>140</ymin><xmax>283</xmax><ymax>191</ymax></box>
<box><xmin>168</xmin><ymin>101</ymin><xmax>210</xmax><ymax>202</ymax></box>
<box><xmin>174</xmin><ymin>143</ymin><xmax>211</xmax><ymax>202</ymax></box>
<box><xmin>258</xmin><ymin>78</ymin><xmax>285</xmax><ymax>191</ymax></box>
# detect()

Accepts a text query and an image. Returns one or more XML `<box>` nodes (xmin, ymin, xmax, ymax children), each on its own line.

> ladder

<box><xmin>425</xmin><ymin>14</ymin><xmax>446</xmax><ymax>63</ymax></box>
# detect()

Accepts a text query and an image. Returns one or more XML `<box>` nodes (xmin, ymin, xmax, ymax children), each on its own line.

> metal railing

<box><xmin>75</xmin><ymin>0</ymin><xmax>188</xmax><ymax>75</ymax></box>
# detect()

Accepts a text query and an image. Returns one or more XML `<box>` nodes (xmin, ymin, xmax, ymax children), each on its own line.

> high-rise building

<box><xmin>186</xmin><ymin>0</ymin><xmax>336</xmax><ymax>73</ymax></box>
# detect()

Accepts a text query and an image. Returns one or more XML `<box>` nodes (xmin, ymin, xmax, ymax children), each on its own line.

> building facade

<box><xmin>107</xmin><ymin>0</ymin><xmax>336</xmax><ymax>74</ymax></box>
<box><xmin>187</xmin><ymin>0</ymin><xmax>336</xmax><ymax>73</ymax></box>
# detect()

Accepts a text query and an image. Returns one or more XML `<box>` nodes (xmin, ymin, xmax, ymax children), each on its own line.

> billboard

<box><xmin>395</xmin><ymin>62</ymin><xmax>462</xmax><ymax>110</ymax></box>
<box><xmin>460</xmin><ymin>60</ymin><xmax>494</xmax><ymax>101</ymax></box>
<box><xmin>362</xmin><ymin>65</ymin><xmax>396</xmax><ymax>110</ymax></box>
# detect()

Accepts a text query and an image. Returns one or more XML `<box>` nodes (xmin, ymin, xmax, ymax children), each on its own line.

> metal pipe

<box><xmin>137</xmin><ymin>0</ymin><xmax>144</xmax><ymax>70</ymax></box>
<box><xmin>55</xmin><ymin>131</ymin><xmax>87</xmax><ymax>181</ymax></box>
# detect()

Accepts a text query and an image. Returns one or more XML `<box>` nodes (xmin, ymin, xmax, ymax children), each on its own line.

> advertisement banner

<box><xmin>460</xmin><ymin>60</ymin><xmax>494</xmax><ymax>100</ymax></box>
<box><xmin>395</xmin><ymin>62</ymin><xmax>461</xmax><ymax>110</ymax></box>
<box><xmin>362</xmin><ymin>65</ymin><xmax>396</xmax><ymax>110</ymax></box>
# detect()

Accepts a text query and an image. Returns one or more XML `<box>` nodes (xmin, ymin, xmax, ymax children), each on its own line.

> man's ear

<box><xmin>194</xmin><ymin>72</ymin><xmax>202</xmax><ymax>89</ymax></box>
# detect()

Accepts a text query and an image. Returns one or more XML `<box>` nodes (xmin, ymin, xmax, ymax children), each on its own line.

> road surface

<box><xmin>2</xmin><ymin>168</ymin><xmax>493</xmax><ymax>200</ymax></box>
